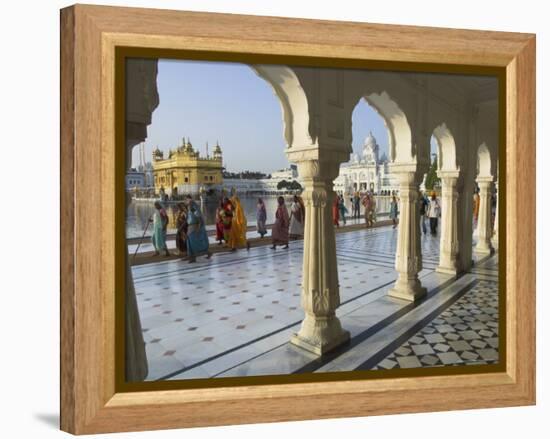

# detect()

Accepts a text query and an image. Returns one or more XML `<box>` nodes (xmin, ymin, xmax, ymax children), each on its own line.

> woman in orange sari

<box><xmin>228</xmin><ymin>191</ymin><xmax>249</xmax><ymax>251</ymax></box>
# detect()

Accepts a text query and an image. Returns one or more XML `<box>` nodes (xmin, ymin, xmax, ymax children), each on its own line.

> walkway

<box><xmin>131</xmin><ymin>225</ymin><xmax>499</xmax><ymax>381</ymax></box>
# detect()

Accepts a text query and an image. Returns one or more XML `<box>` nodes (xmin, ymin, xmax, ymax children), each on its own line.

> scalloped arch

<box><xmin>250</xmin><ymin>65</ymin><xmax>313</xmax><ymax>149</ymax></box>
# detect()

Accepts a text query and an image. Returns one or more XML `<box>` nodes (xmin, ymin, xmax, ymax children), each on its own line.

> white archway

<box><xmin>430</xmin><ymin>123</ymin><xmax>462</xmax><ymax>275</ymax></box>
<box><xmin>251</xmin><ymin>65</ymin><xmax>313</xmax><ymax>149</ymax></box>
<box><xmin>477</xmin><ymin>142</ymin><xmax>492</xmax><ymax>178</ymax></box>
<box><xmin>350</xmin><ymin>89</ymin><xmax>427</xmax><ymax>301</ymax></box>
<box><xmin>363</xmin><ymin>92</ymin><xmax>414</xmax><ymax>164</ymax></box>
<box><xmin>433</xmin><ymin>123</ymin><xmax>459</xmax><ymax>172</ymax></box>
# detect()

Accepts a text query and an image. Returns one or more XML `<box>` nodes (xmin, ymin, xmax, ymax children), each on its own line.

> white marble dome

<box><xmin>362</xmin><ymin>131</ymin><xmax>379</xmax><ymax>163</ymax></box>
<box><xmin>365</xmin><ymin>131</ymin><xmax>376</xmax><ymax>147</ymax></box>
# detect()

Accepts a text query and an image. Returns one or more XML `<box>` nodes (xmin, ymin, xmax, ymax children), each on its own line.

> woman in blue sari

<box><xmin>150</xmin><ymin>201</ymin><xmax>170</xmax><ymax>257</ymax></box>
<box><xmin>184</xmin><ymin>195</ymin><xmax>212</xmax><ymax>263</ymax></box>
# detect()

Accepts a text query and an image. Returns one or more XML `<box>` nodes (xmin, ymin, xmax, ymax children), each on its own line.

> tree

<box><xmin>277</xmin><ymin>179</ymin><xmax>288</xmax><ymax>190</ymax></box>
<box><xmin>289</xmin><ymin>180</ymin><xmax>302</xmax><ymax>191</ymax></box>
<box><xmin>425</xmin><ymin>155</ymin><xmax>440</xmax><ymax>190</ymax></box>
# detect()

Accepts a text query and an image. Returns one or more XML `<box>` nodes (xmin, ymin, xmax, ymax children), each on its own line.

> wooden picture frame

<box><xmin>60</xmin><ymin>4</ymin><xmax>535</xmax><ymax>434</ymax></box>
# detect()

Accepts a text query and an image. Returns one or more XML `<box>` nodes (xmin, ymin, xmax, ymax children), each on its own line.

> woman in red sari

<box><xmin>332</xmin><ymin>195</ymin><xmax>340</xmax><ymax>227</ymax></box>
<box><xmin>219</xmin><ymin>196</ymin><xmax>234</xmax><ymax>246</ymax></box>
<box><xmin>175</xmin><ymin>203</ymin><xmax>188</xmax><ymax>256</ymax></box>
<box><xmin>214</xmin><ymin>199</ymin><xmax>225</xmax><ymax>245</ymax></box>
<box><xmin>271</xmin><ymin>196</ymin><xmax>290</xmax><ymax>249</ymax></box>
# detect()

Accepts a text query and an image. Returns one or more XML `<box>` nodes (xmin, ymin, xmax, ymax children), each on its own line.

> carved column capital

<box><xmin>476</xmin><ymin>176</ymin><xmax>494</xmax><ymax>187</ymax></box>
<box><xmin>390</xmin><ymin>165</ymin><xmax>425</xmax><ymax>188</ymax></box>
<box><xmin>295</xmin><ymin>159</ymin><xmax>341</xmax><ymax>182</ymax></box>
<box><xmin>389</xmin><ymin>161</ymin><xmax>430</xmax><ymax>178</ymax></box>
<box><xmin>286</xmin><ymin>143</ymin><xmax>350</xmax><ymax>179</ymax></box>
<box><xmin>437</xmin><ymin>169</ymin><xmax>460</xmax><ymax>182</ymax></box>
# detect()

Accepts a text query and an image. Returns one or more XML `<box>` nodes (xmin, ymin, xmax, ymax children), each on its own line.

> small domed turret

<box><xmin>213</xmin><ymin>140</ymin><xmax>222</xmax><ymax>159</ymax></box>
<box><xmin>183</xmin><ymin>137</ymin><xmax>195</xmax><ymax>154</ymax></box>
<box><xmin>152</xmin><ymin>147</ymin><xmax>163</xmax><ymax>161</ymax></box>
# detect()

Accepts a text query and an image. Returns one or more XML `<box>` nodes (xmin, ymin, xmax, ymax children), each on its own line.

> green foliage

<box><xmin>288</xmin><ymin>180</ymin><xmax>302</xmax><ymax>191</ymax></box>
<box><xmin>425</xmin><ymin>155</ymin><xmax>441</xmax><ymax>190</ymax></box>
<box><xmin>277</xmin><ymin>179</ymin><xmax>288</xmax><ymax>190</ymax></box>
<box><xmin>276</xmin><ymin>179</ymin><xmax>303</xmax><ymax>191</ymax></box>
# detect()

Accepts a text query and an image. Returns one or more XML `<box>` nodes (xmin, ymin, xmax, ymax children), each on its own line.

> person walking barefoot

<box><xmin>150</xmin><ymin>201</ymin><xmax>171</xmax><ymax>257</ymax></box>
<box><xmin>271</xmin><ymin>196</ymin><xmax>290</xmax><ymax>249</ymax></box>
<box><xmin>332</xmin><ymin>196</ymin><xmax>340</xmax><ymax>227</ymax></box>
<box><xmin>389</xmin><ymin>195</ymin><xmax>399</xmax><ymax>229</ymax></box>
<box><xmin>184</xmin><ymin>195</ymin><xmax>212</xmax><ymax>263</ymax></box>
<box><xmin>289</xmin><ymin>195</ymin><xmax>305</xmax><ymax>240</ymax></box>
<box><xmin>427</xmin><ymin>191</ymin><xmax>441</xmax><ymax>235</ymax></box>
<box><xmin>256</xmin><ymin>197</ymin><xmax>268</xmax><ymax>239</ymax></box>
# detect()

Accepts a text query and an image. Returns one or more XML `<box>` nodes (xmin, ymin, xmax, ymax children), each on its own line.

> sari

<box><xmin>228</xmin><ymin>195</ymin><xmax>247</xmax><ymax>248</ymax></box>
<box><xmin>256</xmin><ymin>202</ymin><xmax>267</xmax><ymax>236</ymax></box>
<box><xmin>220</xmin><ymin>199</ymin><xmax>234</xmax><ymax>243</ymax></box>
<box><xmin>186</xmin><ymin>202</ymin><xmax>209</xmax><ymax>257</ymax></box>
<box><xmin>215</xmin><ymin>206</ymin><xmax>225</xmax><ymax>242</ymax></box>
<box><xmin>389</xmin><ymin>199</ymin><xmax>399</xmax><ymax>220</ymax></box>
<box><xmin>289</xmin><ymin>201</ymin><xmax>304</xmax><ymax>238</ymax></box>
<box><xmin>175</xmin><ymin>209</ymin><xmax>188</xmax><ymax>254</ymax></box>
<box><xmin>151</xmin><ymin>208</ymin><xmax>168</xmax><ymax>252</ymax></box>
<box><xmin>332</xmin><ymin>198</ymin><xmax>340</xmax><ymax>226</ymax></box>
<box><xmin>473</xmin><ymin>193</ymin><xmax>480</xmax><ymax>221</ymax></box>
<box><xmin>272</xmin><ymin>204</ymin><xmax>290</xmax><ymax>244</ymax></box>
<box><xmin>362</xmin><ymin>195</ymin><xmax>372</xmax><ymax>225</ymax></box>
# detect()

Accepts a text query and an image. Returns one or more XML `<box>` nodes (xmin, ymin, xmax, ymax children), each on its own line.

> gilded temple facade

<box><xmin>152</xmin><ymin>138</ymin><xmax>223</xmax><ymax>196</ymax></box>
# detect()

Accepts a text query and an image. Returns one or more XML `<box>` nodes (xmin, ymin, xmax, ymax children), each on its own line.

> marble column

<box><xmin>475</xmin><ymin>177</ymin><xmax>494</xmax><ymax>254</ymax></box>
<box><xmin>388</xmin><ymin>168</ymin><xmax>427</xmax><ymax>302</ymax></box>
<box><xmin>437</xmin><ymin>171</ymin><xmax>461</xmax><ymax>275</ymax></box>
<box><xmin>492</xmin><ymin>181</ymin><xmax>499</xmax><ymax>249</ymax></box>
<box><xmin>288</xmin><ymin>150</ymin><xmax>350</xmax><ymax>355</ymax></box>
<box><xmin>124</xmin><ymin>58</ymin><xmax>159</xmax><ymax>381</ymax></box>
<box><xmin>125</xmin><ymin>251</ymin><xmax>148</xmax><ymax>381</ymax></box>
<box><xmin>457</xmin><ymin>174</ymin><xmax>475</xmax><ymax>273</ymax></box>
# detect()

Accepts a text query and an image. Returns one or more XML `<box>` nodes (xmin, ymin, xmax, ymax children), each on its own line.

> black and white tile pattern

<box><xmin>372</xmin><ymin>280</ymin><xmax>499</xmax><ymax>370</ymax></box>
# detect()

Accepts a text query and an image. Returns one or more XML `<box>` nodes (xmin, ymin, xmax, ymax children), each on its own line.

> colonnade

<box><xmin>125</xmin><ymin>61</ymin><xmax>500</xmax><ymax>370</ymax></box>
<box><xmin>288</xmin><ymin>153</ymin><xmax>497</xmax><ymax>354</ymax></box>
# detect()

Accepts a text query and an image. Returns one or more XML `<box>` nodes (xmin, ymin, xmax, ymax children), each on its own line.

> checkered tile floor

<box><xmin>372</xmin><ymin>280</ymin><xmax>499</xmax><ymax>370</ymax></box>
<box><xmin>130</xmin><ymin>225</ymin><xmax>500</xmax><ymax>381</ymax></box>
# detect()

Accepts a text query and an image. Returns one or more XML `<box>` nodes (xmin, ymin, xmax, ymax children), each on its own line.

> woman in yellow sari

<box><xmin>228</xmin><ymin>192</ymin><xmax>250</xmax><ymax>251</ymax></box>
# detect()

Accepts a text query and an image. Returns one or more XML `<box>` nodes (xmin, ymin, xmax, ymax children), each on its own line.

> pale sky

<box><xmin>131</xmin><ymin>59</ymin><xmax>432</xmax><ymax>172</ymax></box>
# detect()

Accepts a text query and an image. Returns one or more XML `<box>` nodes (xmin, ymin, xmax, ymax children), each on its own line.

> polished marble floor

<box><xmin>130</xmin><ymin>225</ymin><xmax>499</xmax><ymax>381</ymax></box>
